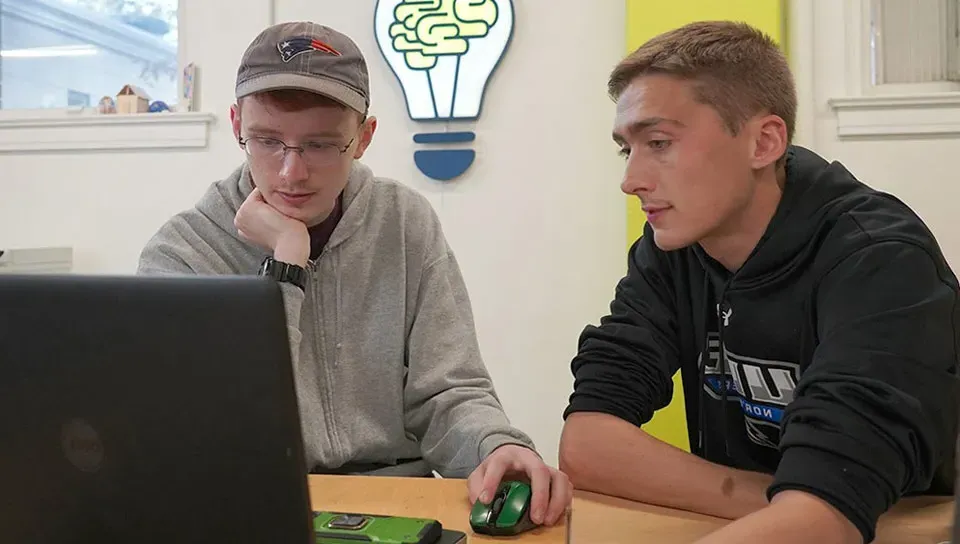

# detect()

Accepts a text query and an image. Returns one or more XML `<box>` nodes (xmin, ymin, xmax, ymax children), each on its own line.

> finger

<box><xmin>543</xmin><ymin>471</ymin><xmax>572</xmax><ymax>526</ymax></box>
<box><xmin>528</xmin><ymin>464</ymin><xmax>551</xmax><ymax>524</ymax></box>
<box><xmin>467</xmin><ymin>465</ymin><xmax>486</xmax><ymax>504</ymax></box>
<box><xmin>478</xmin><ymin>456</ymin><xmax>509</xmax><ymax>504</ymax></box>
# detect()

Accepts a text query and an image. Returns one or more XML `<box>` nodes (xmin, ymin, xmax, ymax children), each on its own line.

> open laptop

<box><xmin>0</xmin><ymin>274</ymin><xmax>314</xmax><ymax>543</ymax></box>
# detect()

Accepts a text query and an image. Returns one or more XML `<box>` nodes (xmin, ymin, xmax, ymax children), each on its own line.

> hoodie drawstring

<box><xmin>699</xmin><ymin>273</ymin><xmax>733</xmax><ymax>461</ymax></box>
<box><xmin>716</xmin><ymin>281</ymin><xmax>732</xmax><ymax>459</ymax></box>
<box><xmin>698</xmin><ymin>274</ymin><xmax>711</xmax><ymax>458</ymax></box>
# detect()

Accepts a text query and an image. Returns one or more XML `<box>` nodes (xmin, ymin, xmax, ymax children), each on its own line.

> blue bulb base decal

<box><xmin>414</xmin><ymin>149</ymin><xmax>476</xmax><ymax>181</ymax></box>
<box><xmin>413</xmin><ymin>131</ymin><xmax>477</xmax><ymax>181</ymax></box>
<box><xmin>412</xmin><ymin>132</ymin><xmax>476</xmax><ymax>144</ymax></box>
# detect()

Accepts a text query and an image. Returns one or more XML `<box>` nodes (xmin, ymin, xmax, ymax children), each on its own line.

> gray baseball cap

<box><xmin>235</xmin><ymin>21</ymin><xmax>370</xmax><ymax>114</ymax></box>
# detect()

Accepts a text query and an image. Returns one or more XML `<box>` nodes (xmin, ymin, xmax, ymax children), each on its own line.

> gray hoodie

<box><xmin>137</xmin><ymin>161</ymin><xmax>536</xmax><ymax>477</ymax></box>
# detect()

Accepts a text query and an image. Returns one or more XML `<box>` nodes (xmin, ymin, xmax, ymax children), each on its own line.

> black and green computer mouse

<box><xmin>469</xmin><ymin>480</ymin><xmax>539</xmax><ymax>536</ymax></box>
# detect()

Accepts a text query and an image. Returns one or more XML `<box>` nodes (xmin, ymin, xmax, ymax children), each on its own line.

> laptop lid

<box><xmin>0</xmin><ymin>274</ymin><xmax>313</xmax><ymax>544</ymax></box>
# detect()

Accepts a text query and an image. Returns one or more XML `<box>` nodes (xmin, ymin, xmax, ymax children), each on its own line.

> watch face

<box><xmin>258</xmin><ymin>257</ymin><xmax>273</xmax><ymax>276</ymax></box>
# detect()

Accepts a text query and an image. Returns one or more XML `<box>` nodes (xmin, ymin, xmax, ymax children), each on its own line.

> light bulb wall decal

<box><xmin>374</xmin><ymin>0</ymin><xmax>514</xmax><ymax>181</ymax></box>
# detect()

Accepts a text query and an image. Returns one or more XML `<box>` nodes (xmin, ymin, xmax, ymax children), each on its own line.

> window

<box><xmin>818</xmin><ymin>0</ymin><xmax>960</xmax><ymax>138</ymax></box>
<box><xmin>867</xmin><ymin>0</ymin><xmax>960</xmax><ymax>93</ymax></box>
<box><xmin>0</xmin><ymin>0</ymin><xmax>177</xmax><ymax>110</ymax></box>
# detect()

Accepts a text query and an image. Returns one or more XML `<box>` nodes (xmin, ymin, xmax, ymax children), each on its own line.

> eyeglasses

<box><xmin>238</xmin><ymin>135</ymin><xmax>356</xmax><ymax>167</ymax></box>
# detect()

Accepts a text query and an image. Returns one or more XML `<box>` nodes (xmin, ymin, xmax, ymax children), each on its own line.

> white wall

<box><xmin>790</xmin><ymin>0</ymin><xmax>960</xmax><ymax>267</ymax></box>
<box><xmin>0</xmin><ymin>0</ymin><xmax>628</xmax><ymax>466</ymax></box>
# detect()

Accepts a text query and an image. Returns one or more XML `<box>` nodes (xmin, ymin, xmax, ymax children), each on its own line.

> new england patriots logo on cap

<box><xmin>278</xmin><ymin>36</ymin><xmax>341</xmax><ymax>62</ymax></box>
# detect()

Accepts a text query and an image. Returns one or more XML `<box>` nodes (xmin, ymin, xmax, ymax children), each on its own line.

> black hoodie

<box><xmin>563</xmin><ymin>145</ymin><xmax>960</xmax><ymax>542</ymax></box>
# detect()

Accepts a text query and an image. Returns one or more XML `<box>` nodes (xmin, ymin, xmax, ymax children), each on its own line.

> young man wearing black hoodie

<box><xmin>558</xmin><ymin>20</ymin><xmax>959</xmax><ymax>544</ymax></box>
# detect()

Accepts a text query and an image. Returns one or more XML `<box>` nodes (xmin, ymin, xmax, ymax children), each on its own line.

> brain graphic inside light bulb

<box><xmin>375</xmin><ymin>0</ymin><xmax>514</xmax><ymax>181</ymax></box>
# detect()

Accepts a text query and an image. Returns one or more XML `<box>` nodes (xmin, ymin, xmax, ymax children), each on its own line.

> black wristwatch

<box><xmin>258</xmin><ymin>256</ymin><xmax>307</xmax><ymax>291</ymax></box>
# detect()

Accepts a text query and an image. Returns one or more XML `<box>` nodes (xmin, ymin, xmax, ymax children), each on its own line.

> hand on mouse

<box><xmin>467</xmin><ymin>444</ymin><xmax>572</xmax><ymax>527</ymax></box>
<box><xmin>235</xmin><ymin>187</ymin><xmax>310</xmax><ymax>267</ymax></box>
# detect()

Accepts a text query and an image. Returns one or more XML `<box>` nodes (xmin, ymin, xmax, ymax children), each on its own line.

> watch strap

<box><xmin>258</xmin><ymin>256</ymin><xmax>307</xmax><ymax>291</ymax></box>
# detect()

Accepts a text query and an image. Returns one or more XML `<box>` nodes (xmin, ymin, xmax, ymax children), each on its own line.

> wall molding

<box><xmin>0</xmin><ymin>246</ymin><xmax>72</xmax><ymax>274</ymax></box>
<box><xmin>0</xmin><ymin>112</ymin><xmax>215</xmax><ymax>152</ymax></box>
<box><xmin>828</xmin><ymin>93</ymin><xmax>960</xmax><ymax>138</ymax></box>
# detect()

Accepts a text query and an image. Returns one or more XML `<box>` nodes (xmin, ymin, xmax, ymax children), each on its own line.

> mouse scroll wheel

<box><xmin>491</xmin><ymin>493</ymin><xmax>506</xmax><ymax>517</ymax></box>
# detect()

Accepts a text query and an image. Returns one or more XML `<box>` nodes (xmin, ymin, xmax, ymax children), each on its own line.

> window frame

<box><xmin>821</xmin><ymin>0</ymin><xmax>960</xmax><ymax>138</ymax></box>
<box><xmin>863</xmin><ymin>0</ymin><xmax>960</xmax><ymax>96</ymax></box>
<box><xmin>0</xmin><ymin>0</ymin><xmax>213</xmax><ymax>152</ymax></box>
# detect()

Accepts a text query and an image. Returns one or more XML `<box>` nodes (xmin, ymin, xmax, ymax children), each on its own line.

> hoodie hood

<box><xmin>194</xmin><ymin>160</ymin><xmax>376</xmax><ymax>257</ymax></box>
<box><xmin>701</xmin><ymin>145</ymin><xmax>870</xmax><ymax>285</ymax></box>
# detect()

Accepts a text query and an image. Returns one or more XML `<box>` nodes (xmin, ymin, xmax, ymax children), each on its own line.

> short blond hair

<box><xmin>609</xmin><ymin>20</ymin><xmax>796</xmax><ymax>144</ymax></box>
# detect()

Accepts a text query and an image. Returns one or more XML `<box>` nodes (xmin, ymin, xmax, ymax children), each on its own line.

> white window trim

<box><xmin>827</xmin><ymin>0</ymin><xmax>960</xmax><ymax>138</ymax></box>
<box><xmin>828</xmin><ymin>93</ymin><xmax>960</xmax><ymax>138</ymax></box>
<box><xmin>0</xmin><ymin>109</ymin><xmax>214</xmax><ymax>152</ymax></box>
<box><xmin>0</xmin><ymin>0</ymin><xmax>214</xmax><ymax>151</ymax></box>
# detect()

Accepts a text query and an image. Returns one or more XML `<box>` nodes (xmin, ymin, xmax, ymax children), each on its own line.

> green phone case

<box><xmin>313</xmin><ymin>511</ymin><xmax>443</xmax><ymax>544</ymax></box>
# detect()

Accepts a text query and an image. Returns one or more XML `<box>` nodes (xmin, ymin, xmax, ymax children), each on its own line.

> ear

<box><xmin>229</xmin><ymin>103</ymin><xmax>242</xmax><ymax>143</ymax></box>
<box><xmin>749</xmin><ymin>114</ymin><xmax>788</xmax><ymax>170</ymax></box>
<box><xmin>353</xmin><ymin>115</ymin><xmax>378</xmax><ymax>159</ymax></box>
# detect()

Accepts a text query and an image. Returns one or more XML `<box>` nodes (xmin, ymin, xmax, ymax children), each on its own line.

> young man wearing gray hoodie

<box><xmin>137</xmin><ymin>21</ymin><xmax>571</xmax><ymax>526</ymax></box>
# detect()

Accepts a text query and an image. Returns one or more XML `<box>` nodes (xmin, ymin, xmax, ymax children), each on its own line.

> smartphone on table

<box><xmin>313</xmin><ymin>511</ymin><xmax>465</xmax><ymax>543</ymax></box>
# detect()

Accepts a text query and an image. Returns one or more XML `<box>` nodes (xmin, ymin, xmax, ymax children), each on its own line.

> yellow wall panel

<box><xmin>623</xmin><ymin>0</ymin><xmax>786</xmax><ymax>451</ymax></box>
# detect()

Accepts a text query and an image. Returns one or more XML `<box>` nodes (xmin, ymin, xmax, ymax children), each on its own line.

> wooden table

<box><xmin>308</xmin><ymin>475</ymin><xmax>955</xmax><ymax>543</ymax></box>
